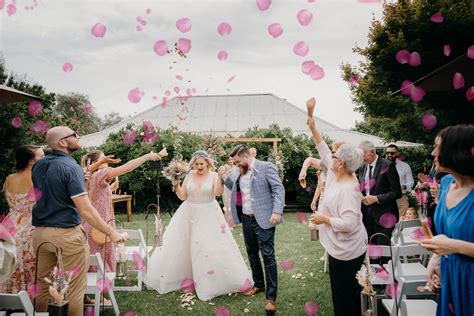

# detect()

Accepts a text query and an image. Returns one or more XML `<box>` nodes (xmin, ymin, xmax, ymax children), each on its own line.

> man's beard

<box><xmin>239</xmin><ymin>164</ymin><xmax>249</xmax><ymax>175</ymax></box>
<box><xmin>67</xmin><ymin>145</ymin><xmax>81</xmax><ymax>153</ymax></box>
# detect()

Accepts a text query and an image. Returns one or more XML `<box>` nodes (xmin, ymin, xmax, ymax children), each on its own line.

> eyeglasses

<box><xmin>332</xmin><ymin>154</ymin><xmax>340</xmax><ymax>160</ymax></box>
<box><xmin>60</xmin><ymin>132</ymin><xmax>77</xmax><ymax>140</ymax></box>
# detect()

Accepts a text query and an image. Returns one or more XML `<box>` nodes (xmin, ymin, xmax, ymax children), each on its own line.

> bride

<box><xmin>145</xmin><ymin>150</ymin><xmax>253</xmax><ymax>301</ymax></box>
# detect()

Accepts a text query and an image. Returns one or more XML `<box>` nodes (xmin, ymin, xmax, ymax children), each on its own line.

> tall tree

<box><xmin>342</xmin><ymin>0</ymin><xmax>474</xmax><ymax>144</ymax></box>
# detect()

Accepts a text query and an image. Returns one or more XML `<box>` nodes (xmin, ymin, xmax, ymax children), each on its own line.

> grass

<box><xmin>105</xmin><ymin>212</ymin><xmax>333</xmax><ymax>315</ymax></box>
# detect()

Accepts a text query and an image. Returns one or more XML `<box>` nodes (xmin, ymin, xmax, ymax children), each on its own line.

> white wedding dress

<box><xmin>145</xmin><ymin>171</ymin><xmax>253</xmax><ymax>301</ymax></box>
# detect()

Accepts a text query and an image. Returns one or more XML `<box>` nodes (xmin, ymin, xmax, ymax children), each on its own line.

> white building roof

<box><xmin>80</xmin><ymin>93</ymin><xmax>421</xmax><ymax>148</ymax></box>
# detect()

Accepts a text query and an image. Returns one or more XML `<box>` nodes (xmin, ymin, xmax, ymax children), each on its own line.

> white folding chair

<box><xmin>394</xmin><ymin>244</ymin><xmax>431</xmax><ymax>283</ymax></box>
<box><xmin>369</xmin><ymin>244</ymin><xmax>397</xmax><ymax>287</ymax></box>
<box><xmin>85</xmin><ymin>253</ymin><xmax>119</xmax><ymax>315</ymax></box>
<box><xmin>0</xmin><ymin>291</ymin><xmax>49</xmax><ymax>316</ymax></box>
<box><xmin>114</xmin><ymin>229</ymin><xmax>152</xmax><ymax>291</ymax></box>
<box><xmin>392</xmin><ymin>219</ymin><xmax>422</xmax><ymax>246</ymax></box>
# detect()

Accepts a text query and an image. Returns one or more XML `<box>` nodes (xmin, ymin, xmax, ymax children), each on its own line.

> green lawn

<box><xmin>108</xmin><ymin>212</ymin><xmax>333</xmax><ymax>315</ymax></box>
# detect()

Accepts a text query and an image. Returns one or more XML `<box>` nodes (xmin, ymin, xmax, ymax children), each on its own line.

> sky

<box><xmin>1</xmin><ymin>0</ymin><xmax>384</xmax><ymax>129</ymax></box>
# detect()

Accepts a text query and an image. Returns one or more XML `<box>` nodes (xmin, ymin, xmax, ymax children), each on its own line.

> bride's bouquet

<box><xmin>162</xmin><ymin>156</ymin><xmax>190</xmax><ymax>182</ymax></box>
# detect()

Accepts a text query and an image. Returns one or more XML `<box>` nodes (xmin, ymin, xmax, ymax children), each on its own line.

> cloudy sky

<box><xmin>1</xmin><ymin>0</ymin><xmax>383</xmax><ymax>128</ymax></box>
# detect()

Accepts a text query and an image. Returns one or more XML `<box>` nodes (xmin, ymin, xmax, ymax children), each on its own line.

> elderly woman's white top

<box><xmin>316</xmin><ymin>140</ymin><xmax>367</xmax><ymax>261</ymax></box>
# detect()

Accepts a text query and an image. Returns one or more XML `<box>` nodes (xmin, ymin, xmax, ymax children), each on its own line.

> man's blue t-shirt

<box><xmin>32</xmin><ymin>150</ymin><xmax>87</xmax><ymax>227</ymax></box>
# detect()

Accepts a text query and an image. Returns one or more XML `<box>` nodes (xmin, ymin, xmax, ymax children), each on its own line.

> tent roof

<box><xmin>0</xmin><ymin>85</ymin><xmax>42</xmax><ymax>104</ymax></box>
<box><xmin>80</xmin><ymin>93</ymin><xmax>422</xmax><ymax>149</ymax></box>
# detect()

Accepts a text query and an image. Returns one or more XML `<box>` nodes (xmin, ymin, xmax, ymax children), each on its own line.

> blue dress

<box><xmin>434</xmin><ymin>174</ymin><xmax>474</xmax><ymax>316</ymax></box>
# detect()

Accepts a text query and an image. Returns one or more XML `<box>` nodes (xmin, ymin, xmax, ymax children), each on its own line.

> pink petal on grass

<box><xmin>176</xmin><ymin>17</ymin><xmax>192</xmax><ymax>33</ymax></box>
<box><xmin>62</xmin><ymin>62</ymin><xmax>73</xmax><ymax>73</ymax></box>
<box><xmin>6</xmin><ymin>4</ymin><xmax>16</xmax><ymax>16</ymax></box>
<box><xmin>430</xmin><ymin>12</ymin><xmax>444</xmax><ymax>23</ymax></box>
<box><xmin>409</xmin><ymin>52</ymin><xmax>421</xmax><ymax>66</ymax></box>
<box><xmin>239</xmin><ymin>278</ymin><xmax>252</xmax><ymax>292</ymax></box>
<box><xmin>466</xmin><ymin>86</ymin><xmax>474</xmax><ymax>101</ymax></box>
<box><xmin>153</xmin><ymin>40</ymin><xmax>168</xmax><ymax>56</ymax></box>
<box><xmin>91</xmin><ymin>23</ymin><xmax>107</xmax><ymax>38</ymax></box>
<box><xmin>309</xmin><ymin>65</ymin><xmax>325</xmax><ymax>80</ymax></box>
<box><xmin>256</xmin><ymin>0</ymin><xmax>272</xmax><ymax>11</ymax></box>
<box><xmin>227</xmin><ymin>75</ymin><xmax>236</xmax><ymax>83</ymax></box>
<box><xmin>215</xmin><ymin>306</ymin><xmax>231</xmax><ymax>316</ymax></box>
<box><xmin>122</xmin><ymin>129</ymin><xmax>138</xmax><ymax>145</ymax></box>
<box><xmin>268</xmin><ymin>23</ymin><xmax>283</xmax><ymax>38</ymax></box>
<box><xmin>27</xmin><ymin>283</ymin><xmax>42</xmax><ymax>299</ymax></box>
<box><xmin>280</xmin><ymin>260</ymin><xmax>295</xmax><ymax>270</ymax></box>
<box><xmin>453</xmin><ymin>72</ymin><xmax>465</xmax><ymax>90</ymax></box>
<box><xmin>295</xmin><ymin>212</ymin><xmax>308</xmax><ymax>224</ymax></box>
<box><xmin>177</xmin><ymin>38</ymin><xmax>192</xmax><ymax>54</ymax></box>
<box><xmin>11</xmin><ymin>117</ymin><xmax>22</xmax><ymax>128</ymax></box>
<box><xmin>293</xmin><ymin>41</ymin><xmax>309</xmax><ymax>57</ymax></box>
<box><xmin>181</xmin><ymin>278</ymin><xmax>196</xmax><ymax>292</ymax></box>
<box><xmin>304</xmin><ymin>300</ymin><xmax>319</xmax><ymax>316</ymax></box>
<box><xmin>443</xmin><ymin>44</ymin><xmax>451</xmax><ymax>57</ymax></box>
<box><xmin>297</xmin><ymin>9</ymin><xmax>313</xmax><ymax>26</ymax></box>
<box><xmin>379</xmin><ymin>213</ymin><xmax>397</xmax><ymax>229</ymax></box>
<box><xmin>410</xmin><ymin>86</ymin><xmax>425</xmax><ymax>103</ymax></box>
<box><xmin>367</xmin><ymin>244</ymin><xmax>383</xmax><ymax>259</ymax></box>
<box><xmin>468</xmin><ymin>45</ymin><xmax>474</xmax><ymax>59</ymax></box>
<box><xmin>133</xmin><ymin>250</ymin><xmax>145</xmax><ymax>272</ymax></box>
<box><xmin>96</xmin><ymin>277</ymin><xmax>112</xmax><ymax>293</ymax></box>
<box><xmin>28</xmin><ymin>100</ymin><xmax>43</xmax><ymax>116</ymax></box>
<box><xmin>128</xmin><ymin>88</ymin><xmax>144</xmax><ymax>103</ymax></box>
<box><xmin>422</xmin><ymin>113</ymin><xmax>437</xmax><ymax>129</ymax></box>
<box><xmin>217</xmin><ymin>50</ymin><xmax>228</xmax><ymax>61</ymax></box>
<box><xmin>31</xmin><ymin>120</ymin><xmax>48</xmax><ymax>136</ymax></box>
<box><xmin>123</xmin><ymin>312</ymin><xmax>136</xmax><ymax>316</ymax></box>
<box><xmin>302</xmin><ymin>60</ymin><xmax>315</xmax><ymax>75</ymax></box>
<box><xmin>217</xmin><ymin>22</ymin><xmax>232</xmax><ymax>36</ymax></box>
<box><xmin>396</xmin><ymin>50</ymin><xmax>411</xmax><ymax>64</ymax></box>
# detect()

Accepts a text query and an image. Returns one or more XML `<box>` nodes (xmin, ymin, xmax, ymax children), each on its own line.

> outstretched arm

<box><xmin>299</xmin><ymin>157</ymin><xmax>322</xmax><ymax>180</ymax></box>
<box><xmin>107</xmin><ymin>148</ymin><xmax>167</xmax><ymax>180</ymax></box>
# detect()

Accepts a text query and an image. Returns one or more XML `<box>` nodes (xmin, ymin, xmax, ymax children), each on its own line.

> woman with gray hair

<box><xmin>146</xmin><ymin>150</ymin><xmax>252</xmax><ymax>301</ymax></box>
<box><xmin>307</xmin><ymin>107</ymin><xmax>367</xmax><ymax>316</ymax></box>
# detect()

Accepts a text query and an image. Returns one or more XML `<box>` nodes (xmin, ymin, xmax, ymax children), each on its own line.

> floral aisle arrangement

<box><xmin>43</xmin><ymin>262</ymin><xmax>74</xmax><ymax>316</ymax></box>
<box><xmin>356</xmin><ymin>255</ymin><xmax>377</xmax><ymax>316</ymax></box>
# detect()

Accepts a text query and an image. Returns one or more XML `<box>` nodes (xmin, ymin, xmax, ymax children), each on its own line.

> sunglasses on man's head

<box><xmin>60</xmin><ymin>132</ymin><xmax>77</xmax><ymax>140</ymax></box>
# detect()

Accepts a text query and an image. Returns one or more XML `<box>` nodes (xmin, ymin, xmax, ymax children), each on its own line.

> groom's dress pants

<box><xmin>241</xmin><ymin>214</ymin><xmax>277</xmax><ymax>301</ymax></box>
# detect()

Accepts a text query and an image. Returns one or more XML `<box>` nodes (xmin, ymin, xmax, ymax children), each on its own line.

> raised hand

<box><xmin>103</xmin><ymin>155</ymin><xmax>121</xmax><ymax>165</ymax></box>
<box><xmin>158</xmin><ymin>148</ymin><xmax>168</xmax><ymax>159</ymax></box>
<box><xmin>306</xmin><ymin>97</ymin><xmax>316</xmax><ymax>117</ymax></box>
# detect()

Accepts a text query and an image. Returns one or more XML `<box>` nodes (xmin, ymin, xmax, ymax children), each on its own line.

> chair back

<box><xmin>89</xmin><ymin>252</ymin><xmax>106</xmax><ymax>277</ymax></box>
<box><xmin>0</xmin><ymin>291</ymin><xmax>33</xmax><ymax>315</ymax></box>
<box><xmin>116</xmin><ymin>229</ymin><xmax>147</xmax><ymax>258</ymax></box>
<box><xmin>393</xmin><ymin>219</ymin><xmax>422</xmax><ymax>245</ymax></box>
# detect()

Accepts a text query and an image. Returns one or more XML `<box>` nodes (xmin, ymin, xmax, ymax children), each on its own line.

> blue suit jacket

<box><xmin>224</xmin><ymin>159</ymin><xmax>285</xmax><ymax>229</ymax></box>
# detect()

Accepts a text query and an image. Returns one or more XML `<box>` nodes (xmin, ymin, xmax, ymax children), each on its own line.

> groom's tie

<box><xmin>235</xmin><ymin>177</ymin><xmax>243</xmax><ymax>222</ymax></box>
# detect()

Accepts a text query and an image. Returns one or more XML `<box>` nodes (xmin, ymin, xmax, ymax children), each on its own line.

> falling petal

<box><xmin>96</xmin><ymin>276</ymin><xmax>112</xmax><ymax>293</ymax></box>
<box><xmin>181</xmin><ymin>278</ymin><xmax>195</xmax><ymax>292</ymax></box>
<box><xmin>153</xmin><ymin>40</ymin><xmax>168</xmax><ymax>56</ymax></box>
<box><xmin>62</xmin><ymin>62</ymin><xmax>73</xmax><ymax>73</ymax></box>
<box><xmin>122</xmin><ymin>129</ymin><xmax>138</xmax><ymax>145</ymax></box>
<box><xmin>466</xmin><ymin>86</ymin><xmax>474</xmax><ymax>101</ymax></box>
<box><xmin>128</xmin><ymin>88</ymin><xmax>143</xmax><ymax>103</ymax></box>
<box><xmin>186</xmin><ymin>88</ymin><xmax>192</xmax><ymax>96</ymax></box>
<box><xmin>400</xmin><ymin>80</ymin><xmax>413</xmax><ymax>95</ymax></box>
<box><xmin>410</xmin><ymin>86</ymin><xmax>425</xmax><ymax>103</ymax></box>
<box><xmin>379</xmin><ymin>213</ymin><xmax>397</xmax><ymax>229</ymax></box>
<box><xmin>301</xmin><ymin>60</ymin><xmax>315</xmax><ymax>75</ymax></box>
<box><xmin>421</xmin><ymin>113</ymin><xmax>437</xmax><ymax>129</ymax></box>
<box><xmin>308</xmin><ymin>0</ymin><xmax>316</xmax><ymax>2</ymax></box>
<box><xmin>385</xmin><ymin>283</ymin><xmax>400</xmax><ymax>298</ymax></box>
<box><xmin>207</xmin><ymin>270</ymin><xmax>215</xmax><ymax>275</ymax></box>
<box><xmin>303</xmin><ymin>300</ymin><xmax>319</xmax><ymax>316</ymax></box>
<box><xmin>309</xmin><ymin>65</ymin><xmax>325</xmax><ymax>80</ymax></box>
<box><xmin>268</xmin><ymin>23</ymin><xmax>283</xmax><ymax>38</ymax></box>
<box><xmin>0</xmin><ymin>1</ymin><xmax>5</xmax><ymax>10</ymax></box>
<box><xmin>452</xmin><ymin>72</ymin><xmax>465</xmax><ymax>90</ymax></box>
<box><xmin>91</xmin><ymin>23</ymin><xmax>107</xmax><ymax>38</ymax></box>
<box><xmin>367</xmin><ymin>244</ymin><xmax>383</xmax><ymax>259</ymax></box>
<box><xmin>27</xmin><ymin>187</ymin><xmax>43</xmax><ymax>202</ymax></box>
<box><xmin>409</xmin><ymin>227</ymin><xmax>427</xmax><ymax>241</ymax></box>
<box><xmin>468</xmin><ymin>45</ymin><xmax>474</xmax><ymax>59</ymax></box>
<box><xmin>215</xmin><ymin>306</ymin><xmax>231</xmax><ymax>316</ymax></box>
<box><xmin>443</xmin><ymin>44</ymin><xmax>451</xmax><ymax>56</ymax></box>
<box><xmin>174</xmin><ymin>86</ymin><xmax>180</xmax><ymax>94</ymax></box>
<box><xmin>177</xmin><ymin>38</ymin><xmax>192</xmax><ymax>54</ymax></box>
<box><xmin>27</xmin><ymin>283</ymin><xmax>42</xmax><ymax>299</ymax></box>
<box><xmin>227</xmin><ymin>75</ymin><xmax>235</xmax><ymax>83</ymax></box>
<box><xmin>141</xmin><ymin>21</ymin><xmax>147</xmax><ymax>27</ymax></box>
<box><xmin>357</xmin><ymin>0</ymin><xmax>381</xmax><ymax>2</ymax></box>
<box><xmin>133</xmin><ymin>250</ymin><xmax>145</xmax><ymax>272</ymax></box>
<box><xmin>280</xmin><ymin>260</ymin><xmax>295</xmax><ymax>270</ymax></box>
<box><xmin>176</xmin><ymin>17</ymin><xmax>192</xmax><ymax>33</ymax></box>
<box><xmin>356</xmin><ymin>179</ymin><xmax>376</xmax><ymax>193</ymax></box>
<box><xmin>293</xmin><ymin>41</ymin><xmax>309</xmax><ymax>57</ymax></box>
<box><xmin>375</xmin><ymin>267</ymin><xmax>390</xmax><ymax>281</ymax></box>
<box><xmin>31</xmin><ymin>120</ymin><xmax>48</xmax><ymax>136</ymax></box>
<box><xmin>295</xmin><ymin>212</ymin><xmax>308</xmax><ymax>224</ymax></box>
<box><xmin>176</xmin><ymin>75</ymin><xmax>183</xmax><ymax>80</ymax></box>
<box><xmin>297</xmin><ymin>9</ymin><xmax>313</xmax><ymax>26</ymax></box>
<box><xmin>430</xmin><ymin>12</ymin><xmax>444</xmax><ymax>23</ymax></box>
<box><xmin>409</xmin><ymin>52</ymin><xmax>421</xmax><ymax>66</ymax></box>
<box><xmin>239</xmin><ymin>278</ymin><xmax>252</xmax><ymax>292</ymax></box>
<box><xmin>11</xmin><ymin>116</ymin><xmax>22</xmax><ymax>128</ymax></box>
<box><xmin>6</xmin><ymin>4</ymin><xmax>16</xmax><ymax>16</ymax></box>
<box><xmin>28</xmin><ymin>100</ymin><xmax>43</xmax><ymax>116</ymax></box>
<box><xmin>256</xmin><ymin>0</ymin><xmax>271</xmax><ymax>11</ymax></box>
<box><xmin>84</xmin><ymin>104</ymin><xmax>93</xmax><ymax>113</ymax></box>
<box><xmin>217</xmin><ymin>50</ymin><xmax>228</xmax><ymax>61</ymax></box>
<box><xmin>145</xmin><ymin>8</ymin><xmax>151</xmax><ymax>15</ymax></box>
<box><xmin>217</xmin><ymin>22</ymin><xmax>232</xmax><ymax>36</ymax></box>
<box><xmin>164</xmin><ymin>90</ymin><xmax>171</xmax><ymax>96</ymax></box>
<box><xmin>136</xmin><ymin>25</ymin><xmax>143</xmax><ymax>32</ymax></box>
<box><xmin>395</xmin><ymin>50</ymin><xmax>410</xmax><ymax>64</ymax></box>
<box><xmin>84</xmin><ymin>307</ymin><xmax>94</xmax><ymax>316</ymax></box>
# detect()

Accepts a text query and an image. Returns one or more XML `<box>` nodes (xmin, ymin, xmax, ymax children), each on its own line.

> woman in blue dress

<box><xmin>421</xmin><ymin>125</ymin><xmax>474</xmax><ymax>316</ymax></box>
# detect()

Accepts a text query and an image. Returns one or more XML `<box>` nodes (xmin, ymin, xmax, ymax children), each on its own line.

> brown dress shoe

<box><xmin>265</xmin><ymin>300</ymin><xmax>276</xmax><ymax>313</ymax></box>
<box><xmin>243</xmin><ymin>287</ymin><xmax>264</xmax><ymax>296</ymax></box>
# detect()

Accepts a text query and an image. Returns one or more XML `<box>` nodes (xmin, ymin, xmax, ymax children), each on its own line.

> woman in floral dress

<box><xmin>0</xmin><ymin>145</ymin><xmax>44</xmax><ymax>294</ymax></box>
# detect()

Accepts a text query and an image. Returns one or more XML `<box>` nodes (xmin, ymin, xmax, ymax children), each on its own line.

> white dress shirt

<box><xmin>240</xmin><ymin>158</ymin><xmax>255</xmax><ymax>215</ymax></box>
<box><xmin>395</xmin><ymin>159</ymin><xmax>414</xmax><ymax>193</ymax></box>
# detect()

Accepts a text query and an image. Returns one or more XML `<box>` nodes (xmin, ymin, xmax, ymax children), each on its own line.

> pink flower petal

<box><xmin>409</xmin><ymin>52</ymin><xmax>421</xmax><ymax>66</ymax></box>
<box><xmin>308</xmin><ymin>0</ymin><xmax>316</xmax><ymax>2</ymax></box>
<box><xmin>84</xmin><ymin>104</ymin><xmax>93</xmax><ymax>113</ymax></box>
<box><xmin>416</xmin><ymin>190</ymin><xmax>429</xmax><ymax>204</ymax></box>
<box><xmin>128</xmin><ymin>88</ymin><xmax>144</xmax><ymax>103</ymax></box>
<box><xmin>6</xmin><ymin>4</ymin><xmax>16</xmax><ymax>16</ymax></box>
<box><xmin>181</xmin><ymin>278</ymin><xmax>195</xmax><ymax>292</ymax></box>
<box><xmin>177</xmin><ymin>38</ymin><xmax>192</xmax><ymax>54</ymax></box>
<box><xmin>31</xmin><ymin>120</ymin><xmax>48</xmax><ymax>136</ymax></box>
<box><xmin>217</xmin><ymin>22</ymin><xmax>232</xmax><ymax>36</ymax></box>
<box><xmin>136</xmin><ymin>26</ymin><xmax>143</xmax><ymax>32</ymax></box>
<box><xmin>84</xmin><ymin>307</ymin><xmax>94</xmax><ymax>316</ymax></box>
<box><xmin>123</xmin><ymin>312</ymin><xmax>136</xmax><ymax>316</ymax></box>
<box><xmin>62</xmin><ymin>62</ymin><xmax>73</xmax><ymax>73</ymax></box>
<box><xmin>416</xmin><ymin>286</ymin><xmax>427</xmax><ymax>293</ymax></box>
<box><xmin>239</xmin><ymin>278</ymin><xmax>253</xmax><ymax>292</ymax></box>
<box><xmin>375</xmin><ymin>267</ymin><xmax>390</xmax><ymax>281</ymax></box>
<box><xmin>357</xmin><ymin>0</ymin><xmax>381</xmax><ymax>2</ymax></box>
<box><xmin>443</xmin><ymin>44</ymin><xmax>451</xmax><ymax>57</ymax></box>
<box><xmin>28</xmin><ymin>100</ymin><xmax>43</xmax><ymax>116</ymax></box>
<box><xmin>468</xmin><ymin>45</ymin><xmax>474</xmax><ymax>59</ymax></box>
<box><xmin>410</xmin><ymin>86</ymin><xmax>425</xmax><ymax>103</ymax></box>
<box><xmin>145</xmin><ymin>8</ymin><xmax>151</xmax><ymax>15</ymax></box>
<box><xmin>268</xmin><ymin>23</ymin><xmax>283</xmax><ymax>38</ymax></box>
<box><xmin>91</xmin><ymin>23</ymin><xmax>107</xmax><ymax>38</ymax></box>
<box><xmin>207</xmin><ymin>269</ymin><xmax>215</xmax><ymax>275</ymax></box>
<box><xmin>176</xmin><ymin>17</ymin><xmax>192</xmax><ymax>33</ymax></box>
<box><xmin>27</xmin><ymin>283</ymin><xmax>42</xmax><ymax>299</ymax></box>
<box><xmin>96</xmin><ymin>276</ymin><xmax>112</xmax><ymax>293</ymax></box>
<box><xmin>356</xmin><ymin>179</ymin><xmax>376</xmax><ymax>193</ymax></box>
<box><xmin>304</xmin><ymin>300</ymin><xmax>319</xmax><ymax>316</ymax></box>
<box><xmin>350</xmin><ymin>75</ymin><xmax>360</xmax><ymax>87</ymax></box>
<box><xmin>0</xmin><ymin>1</ymin><xmax>5</xmax><ymax>10</ymax></box>
<box><xmin>186</xmin><ymin>88</ymin><xmax>192</xmax><ymax>96</ymax></box>
<box><xmin>227</xmin><ymin>75</ymin><xmax>236</xmax><ymax>83</ymax></box>
<box><xmin>379</xmin><ymin>213</ymin><xmax>397</xmax><ymax>229</ymax></box>
<box><xmin>256</xmin><ymin>0</ymin><xmax>271</xmax><ymax>11</ymax></box>
<box><xmin>430</xmin><ymin>12</ymin><xmax>444</xmax><ymax>23</ymax></box>
<box><xmin>309</xmin><ymin>65</ymin><xmax>325</xmax><ymax>80</ymax></box>
<box><xmin>122</xmin><ymin>129</ymin><xmax>138</xmax><ymax>144</ymax></box>
<box><xmin>164</xmin><ymin>90</ymin><xmax>171</xmax><ymax>96</ymax></box>
<box><xmin>217</xmin><ymin>50</ymin><xmax>228</xmax><ymax>61</ymax></box>
<box><xmin>133</xmin><ymin>250</ymin><xmax>145</xmax><ymax>272</ymax></box>
<box><xmin>409</xmin><ymin>227</ymin><xmax>427</xmax><ymax>241</ymax></box>
<box><xmin>27</xmin><ymin>187</ymin><xmax>43</xmax><ymax>201</ymax></box>
<box><xmin>0</xmin><ymin>217</ymin><xmax>15</xmax><ymax>239</ymax></box>
<box><xmin>215</xmin><ymin>306</ymin><xmax>231</xmax><ymax>316</ymax></box>
<box><xmin>422</xmin><ymin>113</ymin><xmax>437</xmax><ymax>129</ymax></box>
<box><xmin>176</xmin><ymin>75</ymin><xmax>183</xmax><ymax>80</ymax></box>
<box><xmin>293</xmin><ymin>41</ymin><xmax>309</xmax><ymax>57</ymax></box>
<box><xmin>280</xmin><ymin>260</ymin><xmax>295</xmax><ymax>270</ymax></box>
<box><xmin>174</xmin><ymin>86</ymin><xmax>180</xmax><ymax>94</ymax></box>
<box><xmin>297</xmin><ymin>9</ymin><xmax>313</xmax><ymax>26</ymax></box>
<box><xmin>385</xmin><ymin>283</ymin><xmax>400</xmax><ymax>298</ymax></box>
<box><xmin>153</xmin><ymin>40</ymin><xmax>169</xmax><ymax>56</ymax></box>
<box><xmin>367</xmin><ymin>244</ymin><xmax>383</xmax><ymax>259</ymax></box>
<box><xmin>295</xmin><ymin>212</ymin><xmax>308</xmax><ymax>224</ymax></box>
<box><xmin>302</xmin><ymin>60</ymin><xmax>315</xmax><ymax>75</ymax></box>
<box><xmin>453</xmin><ymin>72</ymin><xmax>465</xmax><ymax>90</ymax></box>
<box><xmin>400</xmin><ymin>80</ymin><xmax>413</xmax><ymax>95</ymax></box>
<box><xmin>466</xmin><ymin>86</ymin><xmax>474</xmax><ymax>101</ymax></box>
<box><xmin>11</xmin><ymin>116</ymin><xmax>22</xmax><ymax>128</ymax></box>
<box><xmin>395</xmin><ymin>50</ymin><xmax>411</xmax><ymax>64</ymax></box>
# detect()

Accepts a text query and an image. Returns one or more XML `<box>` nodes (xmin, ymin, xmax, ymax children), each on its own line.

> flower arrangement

<box><xmin>356</xmin><ymin>255</ymin><xmax>377</xmax><ymax>316</ymax></box>
<box><xmin>162</xmin><ymin>156</ymin><xmax>190</xmax><ymax>182</ymax></box>
<box><xmin>44</xmin><ymin>266</ymin><xmax>71</xmax><ymax>306</ymax></box>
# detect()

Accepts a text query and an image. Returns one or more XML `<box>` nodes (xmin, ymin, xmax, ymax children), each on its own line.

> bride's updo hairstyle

<box><xmin>189</xmin><ymin>150</ymin><xmax>216</xmax><ymax>171</ymax></box>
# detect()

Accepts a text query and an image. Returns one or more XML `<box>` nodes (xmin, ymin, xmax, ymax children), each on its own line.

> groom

<box><xmin>219</xmin><ymin>145</ymin><xmax>285</xmax><ymax>313</ymax></box>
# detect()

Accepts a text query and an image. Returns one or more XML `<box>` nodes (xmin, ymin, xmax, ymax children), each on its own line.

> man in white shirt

<box><xmin>386</xmin><ymin>144</ymin><xmax>414</xmax><ymax>215</ymax></box>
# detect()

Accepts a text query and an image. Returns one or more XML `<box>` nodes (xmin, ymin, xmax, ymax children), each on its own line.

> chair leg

<box><xmin>94</xmin><ymin>289</ymin><xmax>101</xmax><ymax>316</ymax></box>
<box><xmin>108</xmin><ymin>288</ymin><xmax>120</xmax><ymax>316</ymax></box>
